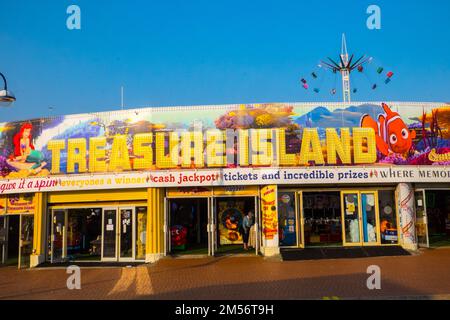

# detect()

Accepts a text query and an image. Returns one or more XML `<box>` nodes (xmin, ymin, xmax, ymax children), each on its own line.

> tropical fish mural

<box><xmin>360</xmin><ymin>103</ymin><xmax>416</xmax><ymax>156</ymax></box>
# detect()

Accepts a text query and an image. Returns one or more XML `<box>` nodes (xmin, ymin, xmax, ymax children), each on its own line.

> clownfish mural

<box><xmin>360</xmin><ymin>103</ymin><xmax>416</xmax><ymax>156</ymax></box>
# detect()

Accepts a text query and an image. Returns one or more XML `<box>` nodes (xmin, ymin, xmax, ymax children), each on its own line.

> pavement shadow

<box><xmin>134</xmin><ymin>273</ymin><xmax>432</xmax><ymax>300</ymax></box>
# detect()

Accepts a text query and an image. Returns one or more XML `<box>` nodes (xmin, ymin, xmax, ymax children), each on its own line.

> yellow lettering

<box><xmin>299</xmin><ymin>128</ymin><xmax>325</xmax><ymax>165</ymax></box>
<box><xmin>47</xmin><ymin>140</ymin><xmax>65</xmax><ymax>174</ymax></box>
<box><xmin>277</xmin><ymin>129</ymin><xmax>296</xmax><ymax>166</ymax></box>
<box><xmin>326</xmin><ymin>128</ymin><xmax>351</xmax><ymax>164</ymax></box>
<box><xmin>353</xmin><ymin>128</ymin><xmax>377</xmax><ymax>164</ymax></box>
<box><xmin>109</xmin><ymin>135</ymin><xmax>131</xmax><ymax>171</ymax></box>
<box><xmin>155</xmin><ymin>132</ymin><xmax>179</xmax><ymax>169</ymax></box>
<box><xmin>206</xmin><ymin>130</ymin><xmax>225</xmax><ymax>167</ymax></box>
<box><xmin>133</xmin><ymin>133</ymin><xmax>153</xmax><ymax>170</ymax></box>
<box><xmin>67</xmin><ymin>139</ymin><xmax>87</xmax><ymax>173</ymax></box>
<box><xmin>238</xmin><ymin>130</ymin><xmax>249</xmax><ymax>166</ymax></box>
<box><xmin>251</xmin><ymin>129</ymin><xmax>272</xmax><ymax>166</ymax></box>
<box><xmin>181</xmin><ymin>131</ymin><xmax>204</xmax><ymax>168</ymax></box>
<box><xmin>89</xmin><ymin>137</ymin><xmax>107</xmax><ymax>172</ymax></box>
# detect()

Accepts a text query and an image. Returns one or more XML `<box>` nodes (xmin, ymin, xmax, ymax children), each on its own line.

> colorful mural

<box><xmin>0</xmin><ymin>102</ymin><xmax>449</xmax><ymax>181</ymax></box>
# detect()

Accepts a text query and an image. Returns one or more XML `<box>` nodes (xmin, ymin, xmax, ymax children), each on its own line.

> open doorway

<box><xmin>303</xmin><ymin>192</ymin><xmax>343</xmax><ymax>247</ymax></box>
<box><xmin>7</xmin><ymin>215</ymin><xmax>20</xmax><ymax>265</ymax></box>
<box><xmin>1</xmin><ymin>215</ymin><xmax>20</xmax><ymax>266</ymax></box>
<box><xmin>0</xmin><ymin>215</ymin><xmax>34</xmax><ymax>268</ymax></box>
<box><xmin>67</xmin><ymin>208</ymin><xmax>102</xmax><ymax>261</ymax></box>
<box><xmin>169</xmin><ymin>198</ymin><xmax>209</xmax><ymax>255</ymax></box>
<box><xmin>215</xmin><ymin>197</ymin><xmax>256</xmax><ymax>255</ymax></box>
<box><xmin>426</xmin><ymin>190</ymin><xmax>450</xmax><ymax>247</ymax></box>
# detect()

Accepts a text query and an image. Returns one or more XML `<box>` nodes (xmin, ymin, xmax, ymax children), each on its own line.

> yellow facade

<box><xmin>0</xmin><ymin>183</ymin><xmax>411</xmax><ymax>269</ymax></box>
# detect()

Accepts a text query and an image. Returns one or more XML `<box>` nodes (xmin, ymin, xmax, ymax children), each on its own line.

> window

<box><xmin>135</xmin><ymin>207</ymin><xmax>147</xmax><ymax>260</ymax></box>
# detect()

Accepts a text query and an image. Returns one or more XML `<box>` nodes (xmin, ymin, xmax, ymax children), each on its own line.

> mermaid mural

<box><xmin>7</xmin><ymin>123</ymin><xmax>47</xmax><ymax>173</ymax></box>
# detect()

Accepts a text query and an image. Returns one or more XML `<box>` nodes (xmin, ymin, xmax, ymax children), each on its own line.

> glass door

<box><xmin>208</xmin><ymin>198</ymin><xmax>215</xmax><ymax>256</ymax></box>
<box><xmin>342</xmin><ymin>191</ymin><xmax>380</xmax><ymax>246</ymax></box>
<box><xmin>119</xmin><ymin>207</ymin><xmax>134</xmax><ymax>261</ymax></box>
<box><xmin>414</xmin><ymin>190</ymin><xmax>429</xmax><ymax>248</ymax></box>
<box><xmin>164</xmin><ymin>198</ymin><xmax>170</xmax><ymax>255</ymax></box>
<box><xmin>19</xmin><ymin>214</ymin><xmax>34</xmax><ymax>269</ymax></box>
<box><xmin>51</xmin><ymin>209</ymin><xmax>67</xmax><ymax>263</ymax></box>
<box><xmin>102</xmin><ymin>208</ymin><xmax>118</xmax><ymax>261</ymax></box>
<box><xmin>360</xmin><ymin>192</ymin><xmax>380</xmax><ymax>245</ymax></box>
<box><xmin>342</xmin><ymin>192</ymin><xmax>361</xmax><ymax>245</ymax></box>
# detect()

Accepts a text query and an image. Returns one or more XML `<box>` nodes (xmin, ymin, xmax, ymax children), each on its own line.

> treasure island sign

<box><xmin>46</xmin><ymin>127</ymin><xmax>377</xmax><ymax>174</ymax></box>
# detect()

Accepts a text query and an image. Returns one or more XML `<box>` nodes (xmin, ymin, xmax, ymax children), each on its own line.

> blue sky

<box><xmin>0</xmin><ymin>0</ymin><xmax>449</xmax><ymax>122</ymax></box>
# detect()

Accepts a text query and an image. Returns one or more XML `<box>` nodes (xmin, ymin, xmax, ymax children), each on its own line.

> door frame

<box><xmin>0</xmin><ymin>215</ymin><xmax>8</xmax><ymax>264</ymax></box>
<box><xmin>297</xmin><ymin>191</ymin><xmax>305</xmax><ymax>248</ymax></box>
<box><xmin>18</xmin><ymin>213</ymin><xmax>34</xmax><ymax>269</ymax></box>
<box><xmin>301</xmin><ymin>190</ymin><xmax>343</xmax><ymax>248</ymax></box>
<box><xmin>48</xmin><ymin>204</ymin><xmax>144</xmax><ymax>263</ymax></box>
<box><xmin>414</xmin><ymin>189</ymin><xmax>429</xmax><ymax>248</ymax></box>
<box><xmin>341</xmin><ymin>190</ymin><xmax>381</xmax><ymax>246</ymax></box>
<box><xmin>101</xmin><ymin>206</ymin><xmax>137</xmax><ymax>262</ymax></box>
<box><xmin>164</xmin><ymin>196</ymin><xmax>212</xmax><ymax>256</ymax></box>
<box><xmin>50</xmin><ymin>209</ymin><xmax>68</xmax><ymax>263</ymax></box>
<box><xmin>101</xmin><ymin>206</ymin><xmax>130</xmax><ymax>262</ymax></box>
<box><xmin>360</xmin><ymin>191</ymin><xmax>381</xmax><ymax>246</ymax></box>
<box><xmin>277</xmin><ymin>191</ymin><xmax>304</xmax><ymax>249</ymax></box>
<box><xmin>208</xmin><ymin>197</ymin><xmax>215</xmax><ymax>256</ymax></box>
<box><xmin>210</xmin><ymin>195</ymin><xmax>260</xmax><ymax>255</ymax></box>
<box><xmin>163</xmin><ymin>197</ymin><xmax>170</xmax><ymax>256</ymax></box>
<box><xmin>254</xmin><ymin>195</ymin><xmax>261</xmax><ymax>255</ymax></box>
<box><xmin>0</xmin><ymin>214</ymin><xmax>31</xmax><ymax>268</ymax></box>
<box><xmin>101</xmin><ymin>206</ymin><xmax>119</xmax><ymax>262</ymax></box>
<box><xmin>117</xmin><ymin>206</ymin><xmax>136</xmax><ymax>262</ymax></box>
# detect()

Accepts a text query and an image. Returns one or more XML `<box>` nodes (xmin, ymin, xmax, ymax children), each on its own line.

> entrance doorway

<box><xmin>303</xmin><ymin>191</ymin><xmax>343</xmax><ymax>247</ymax></box>
<box><xmin>167</xmin><ymin>198</ymin><xmax>209</xmax><ymax>255</ymax></box>
<box><xmin>0</xmin><ymin>214</ymin><xmax>34</xmax><ymax>268</ymax></box>
<box><xmin>6</xmin><ymin>215</ymin><xmax>19</xmax><ymax>265</ymax></box>
<box><xmin>165</xmin><ymin>195</ymin><xmax>260</xmax><ymax>257</ymax></box>
<box><xmin>341</xmin><ymin>191</ymin><xmax>380</xmax><ymax>246</ymax></box>
<box><xmin>426</xmin><ymin>190</ymin><xmax>450</xmax><ymax>246</ymax></box>
<box><xmin>214</xmin><ymin>197</ymin><xmax>256</xmax><ymax>254</ymax></box>
<box><xmin>49</xmin><ymin>206</ymin><xmax>147</xmax><ymax>263</ymax></box>
<box><xmin>415</xmin><ymin>189</ymin><xmax>450</xmax><ymax>248</ymax></box>
<box><xmin>102</xmin><ymin>207</ymin><xmax>137</xmax><ymax>261</ymax></box>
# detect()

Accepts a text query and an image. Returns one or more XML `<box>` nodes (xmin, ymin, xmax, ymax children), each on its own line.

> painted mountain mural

<box><xmin>294</xmin><ymin>104</ymin><xmax>384</xmax><ymax>128</ymax></box>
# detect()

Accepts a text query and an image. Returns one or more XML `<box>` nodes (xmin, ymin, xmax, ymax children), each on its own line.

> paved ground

<box><xmin>1</xmin><ymin>248</ymin><xmax>450</xmax><ymax>300</ymax></box>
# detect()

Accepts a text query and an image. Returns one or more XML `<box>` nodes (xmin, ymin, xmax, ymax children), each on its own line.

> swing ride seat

<box><xmin>298</xmin><ymin>35</ymin><xmax>394</xmax><ymax>98</ymax></box>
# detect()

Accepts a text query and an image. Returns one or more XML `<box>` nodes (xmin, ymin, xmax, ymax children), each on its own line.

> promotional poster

<box><xmin>217</xmin><ymin>199</ymin><xmax>244</xmax><ymax>245</ymax></box>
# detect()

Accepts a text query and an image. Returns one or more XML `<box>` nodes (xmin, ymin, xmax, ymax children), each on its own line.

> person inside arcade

<box><xmin>241</xmin><ymin>210</ymin><xmax>254</xmax><ymax>250</ymax></box>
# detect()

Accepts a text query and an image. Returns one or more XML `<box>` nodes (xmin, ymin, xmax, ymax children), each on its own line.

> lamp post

<box><xmin>0</xmin><ymin>71</ymin><xmax>16</xmax><ymax>105</ymax></box>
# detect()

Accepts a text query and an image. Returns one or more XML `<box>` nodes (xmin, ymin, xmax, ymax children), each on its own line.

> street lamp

<box><xmin>0</xmin><ymin>71</ymin><xmax>16</xmax><ymax>105</ymax></box>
